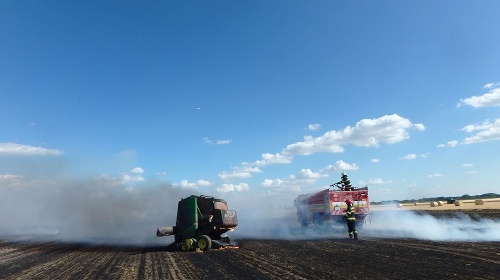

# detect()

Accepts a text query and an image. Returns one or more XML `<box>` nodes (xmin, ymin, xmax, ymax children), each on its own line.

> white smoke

<box><xmin>0</xmin><ymin>175</ymin><xmax>196</xmax><ymax>246</ymax></box>
<box><xmin>2</xmin><ymin>167</ymin><xmax>498</xmax><ymax>245</ymax></box>
<box><xmin>232</xmin><ymin>207</ymin><xmax>500</xmax><ymax>242</ymax></box>
<box><xmin>363</xmin><ymin>210</ymin><xmax>500</xmax><ymax>241</ymax></box>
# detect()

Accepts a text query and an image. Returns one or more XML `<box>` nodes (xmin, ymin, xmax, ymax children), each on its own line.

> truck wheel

<box><xmin>197</xmin><ymin>235</ymin><xmax>212</xmax><ymax>251</ymax></box>
<box><xmin>313</xmin><ymin>213</ymin><xmax>324</xmax><ymax>226</ymax></box>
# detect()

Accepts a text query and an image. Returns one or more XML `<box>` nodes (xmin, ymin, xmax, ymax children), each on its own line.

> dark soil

<box><xmin>1</xmin><ymin>210</ymin><xmax>498</xmax><ymax>279</ymax></box>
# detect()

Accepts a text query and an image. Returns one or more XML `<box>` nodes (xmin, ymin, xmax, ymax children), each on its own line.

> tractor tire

<box><xmin>197</xmin><ymin>235</ymin><xmax>212</xmax><ymax>251</ymax></box>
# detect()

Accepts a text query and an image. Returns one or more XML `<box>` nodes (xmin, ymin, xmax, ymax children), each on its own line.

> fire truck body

<box><xmin>294</xmin><ymin>186</ymin><xmax>370</xmax><ymax>228</ymax></box>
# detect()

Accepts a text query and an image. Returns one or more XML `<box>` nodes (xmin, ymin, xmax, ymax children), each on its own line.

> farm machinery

<box><xmin>156</xmin><ymin>195</ymin><xmax>238</xmax><ymax>251</ymax></box>
<box><xmin>294</xmin><ymin>183</ymin><xmax>371</xmax><ymax>229</ymax></box>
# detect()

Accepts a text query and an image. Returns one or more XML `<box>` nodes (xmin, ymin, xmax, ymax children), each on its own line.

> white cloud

<box><xmin>261</xmin><ymin>168</ymin><xmax>327</xmax><ymax>192</ymax></box>
<box><xmin>283</xmin><ymin>114</ymin><xmax>423</xmax><ymax>155</ymax></box>
<box><xmin>219</xmin><ymin>115</ymin><xmax>420</xmax><ymax>186</ymax></box>
<box><xmin>174</xmin><ymin>180</ymin><xmax>197</xmax><ymax>190</ymax></box>
<box><xmin>320</xmin><ymin>160</ymin><xmax>359</xmax><ymax>172</ymax></box>
<box><xmin>0</xmin><ymin>142</ymin><xmax>62</xmax><ymax>156</ymax></box>
<box><xmin>483</xmin><ymin>82</ymin><xmax>499</xmax><ymax>89</ymax></box>
<box><xmin>371</xmin><ymin>158</ymin><xmax>380</xmax><ymax>163</ymax></box>
<box><xmin>462</xmin><ymin>120</ymin><xmax>494</xmax><ymax>133</ymax></box>
<box><xmin>252</xmin><ymin>153</ymin><xmax>293</xmax><ymax>166</ymax></box>
<box><xmin>414</xmin><ymin>123</ymin><xmax>425</xmax><ymax>131</ymax></box>
<box><xmin>466</xmin><ymin>170</ymin><xmax>478</xmax><ymax>175</ymax></box>
<box><xmin>196</xmin><ymin>179</ymin><xmax>213</xmax><ymax>187</ymax></box>
<box><xmin>462</xmin><ymin>163</ymin><xmax>473</xmax><ymax>168</ymax></box>
<box><xmin>307</xmin><ymin>123</ymin><xmax>321</xmax><ymax>131</ymax></box>
<box><xmin>437</xmin><ymin>140</ymin><xmax>458</xmax><ymax>148</ymax></box>
<box><xmin>204</xmin><ymin>138</ymin><xmax>232</xmax><ymax>145</ymax></box>
<box><xmin>130</xmin><ymin>167</ymin><xmax>144</xmax><ymax>174</ymax></box>
<box><xmin>218</xmin><ymin>165</ymin><xmax>262</xmax><ymax>181</ymax></box>
<box><xmin>365</xmin><ymin>178</ymin><xmax>393</xmax><ymax>185</ymax></box>
<box><xmin>173</xmin><ymin>179</ymin><xmax>212</xmax><ymax>189</ymax></box>
<box><xmin>235</xmin><ymin>183</ymin><xmax>249</xmax><ymax>192</ymax></box>
<box><xmin>261</xmin><ymin>178</ymin><xmax>283</xmax><ymax>188</ymax></box>
<box><xmin>261</xmin><ymin>178</ymin><xmax>301</xmax><ymax>192</ymax></box>
<box><xmin>217</xmin><ymin>184</ymin><xmax>234</xmax><ymax>193</ymax></box>
<box><xmin>0</xmin><ymin>174</ymin><xmax>24</xmax><ymax>188</ymax></box>
<box><xmin>293</xmin><ymin>168</ymin><xmax>328</xmax><ymax>180</ymax></box>
<box><xmin>428</xmin><ymin>173</ymin><xmax>443</xmax><ymax>178</ymax></box>
<box><xmin>320</xmin><ymin>165</ymin><xmax>336</xmax><ymax>172</ymax></box>
<box><xmin>458</xmin><ymin>88</ymin><xmax>500</xmax><ymax>108</ymax></box>
<box><xmin>400</xmin><ymin>154</ymin><xmax>416</xmax><ymax>160</ymax></box>
<box><xmin>217</xmin><ymin>183</ymin><xmax>249</xmax><ymax>193</ymax></box>
<box><xmin>216</xmin><ymin>139</ymin><xmax>232</xmax><ymax>145</ymax></box>
<box><xmin>122</xmin><ymin>174</ymin><xmax>145</xmax><ymax>182</ymax></box>
<box><xmin>220</xmin><ymin>153</ymin><xmax>292</xmax><ymax>181</ymax></box>
<box><xmin>0</xmin><ymin>174</ymin><xmax>22</xmax><ymax>180</ymax></box>
<box><xmin>462</xmin><ymin>119</ymin><xmax>500</xmax><ymax>144</ymax></box>
<box><xmin>335</xmin><ymin>160</ymin><xmax>359</xmax><ymax>171</ymax></box>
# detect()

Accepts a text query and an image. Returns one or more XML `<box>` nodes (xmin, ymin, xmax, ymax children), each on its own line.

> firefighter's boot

<box><xmin>349</xmin><ymin>233</ymin><xmax>354</xmax><ymax>240</ymax></box>
<box><xmin>353</xmin><ymin>231</ymin><xmax>358</xmax><ymax>240</ymax></box>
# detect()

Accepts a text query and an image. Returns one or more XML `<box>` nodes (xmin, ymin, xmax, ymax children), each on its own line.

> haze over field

<box><xmin>1</xmin><ymin>1</ymin><xmax>500</xmax><ymax>243</ymax></box>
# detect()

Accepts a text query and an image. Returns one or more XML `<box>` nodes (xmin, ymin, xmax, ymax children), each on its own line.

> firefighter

<box><xmin>344</xmin><ymin>198</ymin><xmax>358</xmax><ymax>240</ymax></box>
<box><xmin>337</xmin><ymin>172</ymin><xmax>352</xmax><ymax>191</ymax></box>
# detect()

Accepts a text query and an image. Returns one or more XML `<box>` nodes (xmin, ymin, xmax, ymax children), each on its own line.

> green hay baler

<box><xmin>156</xmin><ymin>195</ymin><xmax>238</xmax><ymax>251</ymax></box>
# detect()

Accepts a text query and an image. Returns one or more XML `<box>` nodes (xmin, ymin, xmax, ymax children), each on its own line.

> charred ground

<box><xmin>1</xmin><ymin>210</ymin><xmax>499</xmax><ymax>280</ymax></box>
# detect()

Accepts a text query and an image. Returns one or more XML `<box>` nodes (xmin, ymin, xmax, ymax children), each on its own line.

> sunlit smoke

<box><xmin>2</xmin><ymin>173</ymin><xmax>499</xmax><ymax>245</ymax></box>
<box><xmin>0</xmin><ymin>175</ymin><xmax>196</xmax><ymax>246</ymax></box>
<box><xmin>363</xmin><ymin>210</ymin><xmax>500</xmax><ymax>241</ymax></box>
<box><xmin>232</xmin><ymin>209</ymin><xmax>500</xmax><ymax>242</ymax></box>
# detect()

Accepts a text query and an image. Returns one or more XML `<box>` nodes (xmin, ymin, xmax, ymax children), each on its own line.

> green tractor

<box><xmin>156</xmin><ymin>195</ymin><xmax>238</xmax><ymax>251</ymax></box>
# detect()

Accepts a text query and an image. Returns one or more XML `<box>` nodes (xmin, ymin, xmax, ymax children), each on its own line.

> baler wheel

<box><xmin>197</xmin><ymin>235</ymin><xmax>212</xmax><ymax>251</ymax></box>
<box><xmin>180</xmin><ymin>242</ymin><xmax>190</xmax><ymax>252</ymax></box>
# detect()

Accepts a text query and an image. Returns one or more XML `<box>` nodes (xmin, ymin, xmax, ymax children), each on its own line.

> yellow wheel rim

<box><xmin>198</xmin><ymin>239</ymin><xmax>207</xmax><ymax>249</ymax></box>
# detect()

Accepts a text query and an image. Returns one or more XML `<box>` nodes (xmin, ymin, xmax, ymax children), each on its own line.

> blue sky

<box><xmin>1</xmin><ymin>1</ymin><xmax>500</xmax><ymax>205</ymax></box>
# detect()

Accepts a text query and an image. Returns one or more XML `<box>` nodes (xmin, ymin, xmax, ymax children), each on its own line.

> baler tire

<box><xmin>180</xmin><ymin>242</ymin><xmax>189</xmax><ymax>252</ymax></box>
<box><xmin>197</xmin><ymin>235</ymin><xmax>212</xmax><ymax>251</ymax></box>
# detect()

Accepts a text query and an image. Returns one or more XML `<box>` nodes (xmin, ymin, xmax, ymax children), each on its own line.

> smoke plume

<box><xmin>0</xmin><ymin>175</ymin><xmax>195</xmax><ymax>245</ymax></box>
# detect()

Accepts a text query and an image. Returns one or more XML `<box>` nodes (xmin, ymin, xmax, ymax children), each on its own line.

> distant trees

<box><xmin>372</xmin><ymin>193</ymin><xmax>500</xmax><ymax>205</ymax></box>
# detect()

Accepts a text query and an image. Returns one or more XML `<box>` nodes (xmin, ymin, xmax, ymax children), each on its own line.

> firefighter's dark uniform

<box><xmin>338</xmin><ymin>175</ymin><xmax>352</xmax><ymax>191</ymax></box>
<box><xmin>345</xmin><ymin>204</ymin><xmax>358</xmax><ymax>240</ymax></box>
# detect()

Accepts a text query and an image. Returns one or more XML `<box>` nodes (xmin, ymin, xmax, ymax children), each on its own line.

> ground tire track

<box><xmin>13</xmin><ymin>250</ymin><xmax>90</xmax><ymax>280</ymax></box>
<box><xmin>378</xmin><ymin>239</ymin><xmax>500</xmax><ymax>265</ymax></box>
<box><xmin>230</xmin><ymin>248</ymin><xmax>310</xmax><ymax>279</ymax></box>
<box><xmin>165</xmin><ymin>252</ymin><xmax>189</xmax><ymax>280</ymax></box>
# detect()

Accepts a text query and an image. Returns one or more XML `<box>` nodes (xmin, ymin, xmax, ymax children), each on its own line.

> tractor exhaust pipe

<box><xmin>156</xmin><ymin>226</ymin><xmax>175</xmax><ymax>237</ymax></box>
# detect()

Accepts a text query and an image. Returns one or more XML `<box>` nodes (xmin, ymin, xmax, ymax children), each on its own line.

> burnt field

<box><xmin>1</xmin><ymin>210</ymin><xmax>499</xmax><ymax>280</ymax></box>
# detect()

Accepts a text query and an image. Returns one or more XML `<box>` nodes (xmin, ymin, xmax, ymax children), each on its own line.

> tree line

<box><xmin>372</xmin><ymin>192</ymin><xmax>500</xmax><ymax>205</ymax></box>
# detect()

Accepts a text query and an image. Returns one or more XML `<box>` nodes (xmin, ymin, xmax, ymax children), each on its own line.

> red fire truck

<box><xmin>294</xmin><ymin>183</ymin><xmax>371</xmax><ymax>228</ymax></box>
